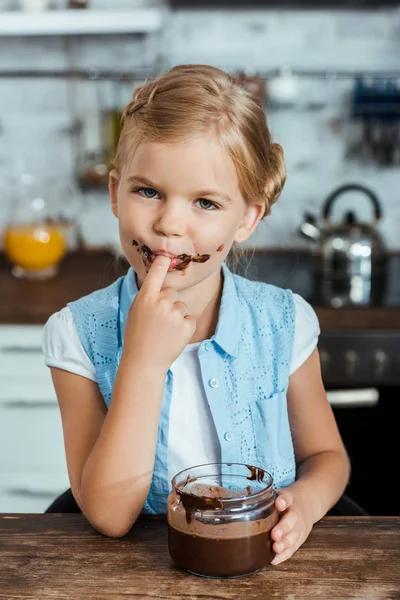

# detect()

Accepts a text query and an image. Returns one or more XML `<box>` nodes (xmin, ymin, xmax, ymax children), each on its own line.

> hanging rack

<box><xmin>0</xmin><ymin>68</ymin><xmax>155</xmax><ymax>80</ymax></box>
<box><xmin>0</xmin><ymin>68</ymin><xmax>400</xmax><ymax>80</ymax></box>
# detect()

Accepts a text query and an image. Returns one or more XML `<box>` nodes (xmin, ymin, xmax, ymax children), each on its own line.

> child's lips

<box><xmin>149</xmin><ymin>253</ymin><xmax>182</xmax><ymax>270</ymax></box>
<box><xmin>140</xmin><ymin>243</ymin><xmax>210</xmax><ymax>271</ymax></box>
<box><xmin>144</xmin><ymin>247</ymin><xmax>182</xmax><ymax>270</ymax></box>
<box><xmin>168</xmin><ymin>256</ymin><xmax>184</xmax><ymax>269</ymax></box>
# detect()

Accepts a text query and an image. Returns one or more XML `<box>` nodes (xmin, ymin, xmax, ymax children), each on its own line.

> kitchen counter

<box><xmin>1</xmin><ymin>249</ymin><xmax>400</xmax><ymax>329</ymax></box>
<box><xmin>0</xmin><ymin>250</ymin><xmax>128</xmax><ymax>325</ymax></box>
<box><xmin>1</xmin><ymin>514</ymin><xmax>399</xmax><ymax>599</ymax></box>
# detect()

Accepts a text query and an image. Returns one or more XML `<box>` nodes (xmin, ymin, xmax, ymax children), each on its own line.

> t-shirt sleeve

<box><xmin>42</xmin><ymin>306</ymin><xmax>97</xmax><ymax>382</ymax></box>
<box><xmin>290</xmin><ymin>293</ymin><xmax>321</xmax><ymax>376</ymax></box>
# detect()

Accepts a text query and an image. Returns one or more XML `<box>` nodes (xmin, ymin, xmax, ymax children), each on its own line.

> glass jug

<box><xmin>2</xmin><ymin>173</ymin><xmax>71</xmax><ymax>279</ymax></box>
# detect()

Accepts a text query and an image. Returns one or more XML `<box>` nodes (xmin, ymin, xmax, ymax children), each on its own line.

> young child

<box><xmin>43</xmin><ymin>64</ymin><xmax>350</xmax><ymax>565</ymax></box>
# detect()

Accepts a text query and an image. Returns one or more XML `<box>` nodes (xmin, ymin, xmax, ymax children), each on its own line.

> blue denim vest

<box><xmin>68</xmin><ymin>263</ymin><xmax>296</xmax><ymax>513</ymax></box>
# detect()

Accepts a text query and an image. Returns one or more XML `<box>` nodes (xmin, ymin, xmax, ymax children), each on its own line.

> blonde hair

<box><xmin>114</xmin><ymin>64</ymin><xmax>286</xmax><ymax>218</ymax></box>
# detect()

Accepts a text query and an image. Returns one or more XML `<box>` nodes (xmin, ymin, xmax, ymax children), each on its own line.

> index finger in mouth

<box><xmin>141</xmin><ymin>254</ymin><xmax>172</xmax><ymax>294</ymax></box>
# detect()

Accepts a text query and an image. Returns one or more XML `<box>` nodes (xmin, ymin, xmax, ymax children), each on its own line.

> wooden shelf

<box><xmin>0</xmin><ymin>9</ymin><xmax>163</xmax><ymax>36</ymax></box>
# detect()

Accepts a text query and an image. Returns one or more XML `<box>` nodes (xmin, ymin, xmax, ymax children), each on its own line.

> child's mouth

<box><xmin>138</xmin><ymin>243</ymin><xmax>210</xmax><ymax>271</ymax></box>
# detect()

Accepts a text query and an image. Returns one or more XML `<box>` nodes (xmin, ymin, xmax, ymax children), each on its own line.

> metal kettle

<box><xmin>299</xmin><ymin>183</ymin><xmax>388</xmax><ymax>307</ymax></box>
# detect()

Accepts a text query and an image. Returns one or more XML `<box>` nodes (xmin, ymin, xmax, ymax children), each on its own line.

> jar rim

<box><xmin>171</xmin><ymin>462</ymin><xmax>274</xmax><ymax>504</ymax></box>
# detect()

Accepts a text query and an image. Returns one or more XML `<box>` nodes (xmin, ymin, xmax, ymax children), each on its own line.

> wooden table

<box><xmin>0</xmin><ymin>514</ymin><xmax>399</xmax><ymax>599</ymax></box>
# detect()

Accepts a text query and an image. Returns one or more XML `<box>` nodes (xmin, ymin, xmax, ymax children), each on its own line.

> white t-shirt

<box><xmin>43</xmin><ymin>294</ymin><xmax>320</xmax><ymax>485</ymax></box>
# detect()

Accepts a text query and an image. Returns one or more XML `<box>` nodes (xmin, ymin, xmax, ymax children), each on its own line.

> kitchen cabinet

<box><xmin>0</xmin><ymin>325</ymin><xmax>69</xmax><ymax>513</ymax></box>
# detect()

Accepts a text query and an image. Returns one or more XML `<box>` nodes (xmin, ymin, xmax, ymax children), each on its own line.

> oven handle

<box><xmin>327</xmin><ymin>388</ymin><xmax>379</xmax><ymax>408</ymax></box>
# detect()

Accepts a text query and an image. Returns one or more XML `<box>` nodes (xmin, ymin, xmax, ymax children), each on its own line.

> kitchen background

<box><xmin>0</xmin><ymin>0</ymin><xmax>400</xmax><ymax>249</ymax></box>
<box><xmin>0</xmin><ymin>0</ymin><xmax>399</xmax><ymax>516</ymax></box>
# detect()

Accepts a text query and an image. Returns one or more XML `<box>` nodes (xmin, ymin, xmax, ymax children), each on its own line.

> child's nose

<box><xmin>153</xmin><ymin>203</ymin><xmax>187</xmax><ymax>237</ymax></box>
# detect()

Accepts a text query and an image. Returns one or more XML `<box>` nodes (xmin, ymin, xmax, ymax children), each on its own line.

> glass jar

<box><xmin>2</xmin><ymin>174</ymin><xmax>68</xmax><ymax>280</ymax></box>
<box><xmin>168</xmin><ymin>463</ymin><xmax>279</xmax><ymax>578</ymax></box>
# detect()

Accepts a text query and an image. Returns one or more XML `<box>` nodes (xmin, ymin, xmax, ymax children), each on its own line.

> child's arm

<box><xmin>270</xmin><ymin>347</ymin><xmax>351</xmax><ymax>565</ymax></box>
<box><xmin>50</xmin><ymin>255</ymin><xmax>196</xmax><ymax>537</ymax></box>
<box><xmin>51</xmin><ymin>359</ymin><xmax>166</xmax><ymax>537</ymax></box>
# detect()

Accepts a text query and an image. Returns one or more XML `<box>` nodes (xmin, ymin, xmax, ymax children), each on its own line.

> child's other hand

<box><xmin>270</xmin><ymin>488</ymin><xmax>314</xmax><ymax>566</ymax></box>
<box><xmin>123</xmin><ymin>255</ymin><xmax>197</xmax><ymax>373</ymax></box>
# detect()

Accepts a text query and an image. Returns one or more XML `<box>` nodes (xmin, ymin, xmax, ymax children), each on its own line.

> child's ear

<box><xmin>109</xmin><ymin>170</ymin><xmax>120</xmax><ymax>218</ymax></box>
<box><xmin>234</xmin><ymin>203</ymin><xmax>265</xmax><ymax>244</ymax></box>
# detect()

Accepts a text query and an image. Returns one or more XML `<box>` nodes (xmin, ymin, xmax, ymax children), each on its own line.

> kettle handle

<box><xmin>322</xmin><ymin>183</ymin><xmax>382</xmax><ymax>222</ymax></box>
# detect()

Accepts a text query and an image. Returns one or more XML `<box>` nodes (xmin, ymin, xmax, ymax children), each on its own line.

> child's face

<box><xmin>109</xmin><ymin>132</ymin><xmax>264</xmax><ymax>290</ymax></box>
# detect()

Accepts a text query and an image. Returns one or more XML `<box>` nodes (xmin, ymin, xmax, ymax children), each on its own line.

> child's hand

<box><xmin>123</xmin><ymin>254</ymin><xmax>197</xmax><ymax>373</ymax></box>
<box><xmin>270</xmin><ymin>488</ymin><xmax>314</xmax><ymax>566</ymax></box>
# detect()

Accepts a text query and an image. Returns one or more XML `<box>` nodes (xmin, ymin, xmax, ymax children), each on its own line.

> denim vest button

<box><xmin>224</xmin><ymin>432</ymin><xmax>234</xmax><ymax>442</ymax></box>
<box><xmin>209</xmin><ymin>378</ymin><xmax>219</xmax><ymax>388</ymax></box>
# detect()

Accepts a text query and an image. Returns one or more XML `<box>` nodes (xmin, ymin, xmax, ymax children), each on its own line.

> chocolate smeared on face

<box><xmin>246</xmin><ymin>465</ymin><xmax>265</xmax><ymax>482</ymax></box>
<box><xmin>141</xmin><ymin>243</ymin><xmax>152</xmax><ymax>259</ymax></box>
<box><xmin>132</xmin><ymin>240</ymin><xmax>139</xmax><ymax>246</ymax></box>
<box><xmin>173</xmin><ymin>256</ymin><xmax>191</xmax><ymax>271</ymax></box>
<box><xmin>140</xmin><ymin>243</ymin><xmax>210</xmax><ymax>272</ymax></box>
<box><xmin>217</xmin><ymin>244</ymin><xmax>224</xmax><ymax>252</ymax></box>
<box><xmin>140</xmin><ymin>244</ymin><xmax>153</xmax><ymax>270</ymax></box>
<box><xmin>175</xmin><ymin>253</ymin><xmax>210</xmax><ymax>271</ymax></box>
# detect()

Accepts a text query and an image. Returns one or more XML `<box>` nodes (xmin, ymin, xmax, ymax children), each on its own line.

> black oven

<box><xmin>239</xmin><ymin>251</ymin><xmax>400</xmax><ymax>517</ymax></box>
<box><xmin>320</xmin><ymin>331</ymin><xmax>400</xmax><ymax>516</ymax></box>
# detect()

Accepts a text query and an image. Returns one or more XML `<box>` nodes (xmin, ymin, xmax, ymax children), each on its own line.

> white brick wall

<box><xmin>0</xmin><ymin>4</ymin><xmax>399</xmax><ymax>249</ymax></box>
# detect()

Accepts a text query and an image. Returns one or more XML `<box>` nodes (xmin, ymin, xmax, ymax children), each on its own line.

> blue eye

<box><xmin>197</xmin><ymin>199</ymin><xmax>218</xmax><ymax>210</ymax></box>
<box><xmin>135</xmin><ymin>187</ymin><xmax>159</xmax><ymax>198</ymax></box>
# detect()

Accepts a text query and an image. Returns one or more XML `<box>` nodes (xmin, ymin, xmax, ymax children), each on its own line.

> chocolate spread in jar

<box><xmin>168</xmin><ymin>527</ymin><xmax>276</xmax><ymax>578</ymax></box>
<box><xmin>246</xmin><ymin>465</ymin><xmax>265</xmax><ymax>481</ymax></box>
<box><xmin>168</xmin><ymin>479</ymin><xmax>278</xmax><ymax>578</ymax></box>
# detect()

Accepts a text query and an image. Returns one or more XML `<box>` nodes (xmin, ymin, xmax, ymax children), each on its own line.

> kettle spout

<box><xmin>299</xmin><ymin>212</ymin><xmax>321</xmax><ymax>241</ymax></box>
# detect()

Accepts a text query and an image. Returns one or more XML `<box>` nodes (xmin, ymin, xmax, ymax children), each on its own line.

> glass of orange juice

<box><xmin>2</xmin><ymin>174</ymin><xmax>68</xmax><ymax>279</ymax></box>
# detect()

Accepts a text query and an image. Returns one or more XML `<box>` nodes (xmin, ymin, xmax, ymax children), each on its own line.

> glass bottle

<box><xmin>168</xmin><ymin>462</ymin><xmax>279</xmax><ymax>578</ymax></box>
<box><xmin>76</xmin><ymin>77</ymin><xmax>109</xmax><ymax>190</ymax></box>
<box><xmin>2</xmin><ymin>174</ymin><xmax>68</xmax><ymax>279</ymax></box>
